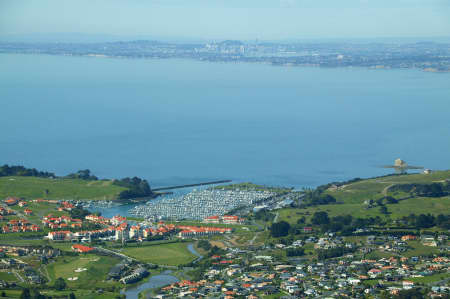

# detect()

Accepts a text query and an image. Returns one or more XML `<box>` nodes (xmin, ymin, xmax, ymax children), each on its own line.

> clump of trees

<box><xmin>379</xmin><ymin>206</ymin><xmax>389</xmax><ymax>214</ymax></box>
<box><xmin>389</xmin><ymin>182</ymin><xmax>448</xmax><ymax>197</ymax></box>
<box><xmin>383</xmin><ymin>196</ymin><xmax>398</xmax><ymax>204</ymax></box>
<box><xmin>269</xmin><ymin>221</ymin><xmax>291</xmax><ymax>237</ymax></box>
<box><xmin>307</xmin><ymin>211</ymin><xmax>450</xmax><ymax>233</ymax></box>
<box><xmin>286</xmin><ymin>248</ymin><xmax>305</xmax><ymax>257</ymax></box>
<box><xmin>0</xmin><ymin>164</ymin><xmax>55</xmax><ymax>178</ymax></box>
<box><xmin>66</xmin><ymin>169</ymin><xmax>98</xmax><ymax>180</ymax></box>
<box><xmin>113</xmin><ymin>177</ymin><xmax>153</xmax><ymax>199</ymax></box>
<box><xmin>400</xmin><ymin>213</ymin><xmax>450</xmax><ymax>229</ymax></box>
<box><xmin>303</xmin><ymin>211</ymin><xmax>388</xmax><ymax>235</ymax></box>
<box><xmin>310</xmin><ymin>212</ymin><xmax>359</xmax><ymax>234</ymax></box>
<box><xmin>197</xmin><ymin>240</ymin><xmax>212</xmax><ymax>251</ymax></box>
<box><xmin>69</xmin><ymin>207</ymin><xmax>91</xmax><ymax>220</ymax></box>
<box><xmin>54</xmin><ymin>277</ymin><xmax>66</xmax><ymax>291</ymax></box>
<box><xmin>315</xmin><ymin>177</ymin><xmax>362</xmax><ymax>194</ymax></box>
<box><xmin>302</xmin><ymin>192</ymin><xmax>337</xmax><ymax>207</ymax></box>
<box><xmin>311</xmin><ymin>211</ymin><xmax>330</xmax><ymax>225</ymax></box>
<box><xmin>393</xmin><ymin>288</ymin><xmax>427</xmax><ymax>299</ymax></box>
<box><xmin>253</xmin><ymin>209</ymin><xmax>275</xmax><ymax>222</ymax></box>
<box><xmin>317</xmin><ymin>246</ymin><xmax>355</xmax><ymax>260</ymax></box>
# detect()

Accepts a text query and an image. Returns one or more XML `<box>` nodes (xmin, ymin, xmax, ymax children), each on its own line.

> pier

<box><xmin>152</xmin><ymin>180</ymin><xmax>232</xmax><ymax>191</ymax></box>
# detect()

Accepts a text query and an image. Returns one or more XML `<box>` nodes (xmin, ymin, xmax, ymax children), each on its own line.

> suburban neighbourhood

<box><xmin>0</xmin><ymin>169</ymin><xmax>449</xmax><ymax>298</ymax></box>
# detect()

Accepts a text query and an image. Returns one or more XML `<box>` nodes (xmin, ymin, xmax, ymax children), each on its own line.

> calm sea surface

<box><xmin>1</xmin><ymin>54</ymin><xmax>449</xmax><ymax>189</ymax></box>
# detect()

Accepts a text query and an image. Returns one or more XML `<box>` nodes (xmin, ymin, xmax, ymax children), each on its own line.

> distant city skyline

<box><xmin>1</xmin><ymin>0</ymin><xmax>449</xmax><ymax>41</ymax></box>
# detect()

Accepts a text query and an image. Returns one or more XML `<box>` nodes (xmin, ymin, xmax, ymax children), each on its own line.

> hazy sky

<box><xmin>1</xmin><ymin>0</ymin><xmax>449</xmax><ymax>40</ymax></box>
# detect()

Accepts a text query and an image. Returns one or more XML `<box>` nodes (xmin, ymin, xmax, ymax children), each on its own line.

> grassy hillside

<box><xmin>324</xmin><ymin>170</ymin><xmax>450</xmax><ymax>204</ymax></box>
<box><xmin>0</xmin><ymin>176</ymin><xmax>127</xmax><ymax>200</ymax></box>
<box><xmin>278</xmin><ymin>170</ymin><xmax>450</xmax><ymax>224</ymax></box>
<box><xmin>279</xmin><ymin>196</ymin><xmax>449</xmax><ymax>225</ymax></box>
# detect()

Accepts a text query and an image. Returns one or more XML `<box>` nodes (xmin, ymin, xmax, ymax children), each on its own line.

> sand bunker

<box><xmin>67</xmin><ymin>277</ymin><xmax>78</xmax><ymax>281</ymax></box>
<box><xmin>74</xmin><ymin>268</ymin><xmax>87</xmax><ymax>272</ymax></box>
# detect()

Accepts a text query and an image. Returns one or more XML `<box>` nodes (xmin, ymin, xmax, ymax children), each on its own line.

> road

<box><xmin>39</xmin><ymin>265</ymin><xmax>51</xmax><ymax>283</ymax></box>
<box><xmin>13</xmin><ymin>270</ymin><xmax>24</xmax><ymax>283</ymax></box>
<box><xmin>0</xmin><ymin>203</ymin><xmax>40</xmax><ymax>226</ymax></box>
<box><xmin>273</xmin><ymin>211</ymin><xmax>280</xmax><ymax>223</ymax></box>
<box><xmin>249</xmin><ymin>232</ymin><xmax>260</xmax><ymax>246</ymax></box>
<box><xmin>95</xmin><ymin>246</ymin><xmax>136</xmax><ymax>262</ymax></box>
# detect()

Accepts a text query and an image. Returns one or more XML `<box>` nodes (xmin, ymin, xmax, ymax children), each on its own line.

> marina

<box><xmin>129</xmin><ymin>189</ymin><xmax>276</xmax><ymax>220</ymax></box>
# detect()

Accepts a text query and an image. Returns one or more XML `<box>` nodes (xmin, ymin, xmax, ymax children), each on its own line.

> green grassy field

<box><xmin>409</xmin><ymin>272</ymin><xmax>450</xmax><ymax>284</ymax></box>
<box><xmin>325</xmin><ymin>170</ymin><xmax>450</xmax><ymax>204</ymax></box>
<box><xmin>0</xmin><ymin>271</ymin><xmax>16</xmax><ymax>282</ymax></box>
<box><xmin>0</xmin><ymin>290</ymin><xmax>22</xmax><ymax>299</ymax></box>
<box><xmin>0</xmin><ymin>289</ymin><xmax>121</xmax><ymax>299</ymax></box>
<box><xmin>274</xmin><ymin>171</ymin><xmax>450</xmax><ymax>227</ymax></box>
<box><xmin>278</xmin><ymin>195</ymin><xmax>449</xmax><ymax>225</ymax></box>
<box><xmin>0</xmin><ymin>232</ymin><xmax>47</xmax><ymax>242</ymax></box>
<box><xmin>402</xmin><ymin>240</ymin><xmax>441</xmax><ymax>257</ymax></box>
<box><xmin>42</xmin><ymin>290</ymin><xmax>120</xmax><ymax>299</ymax></box>
<box><xmin>8</xmin><ymin>201</ymin><xmax>70</xmax><ymax>225</ymax></box>
<box><xmin>0</xmin><ymin>176</ymin><xmax>126</xmax><ymax>200</ymax></box>
<box><xmin>121</xmin><ymin>242</ymin><xmax>196</xmax><ymax>266</ymax></box>
<box><xmin>46</xmin><ymin>254</ymin><xmax>121</xmax><ymax>289</ymax></box>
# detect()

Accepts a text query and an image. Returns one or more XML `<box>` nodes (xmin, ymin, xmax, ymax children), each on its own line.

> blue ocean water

<box><xmin>1</xmin><ymin>54</ymin><xmax>449</xmax><ymax>189</ymax></box>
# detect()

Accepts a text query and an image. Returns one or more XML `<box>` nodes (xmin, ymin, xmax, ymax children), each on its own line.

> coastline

<box><xmin>1</xmin><ymin>51</ymin><xmax>448</xmax><ymax>73</ymax></box>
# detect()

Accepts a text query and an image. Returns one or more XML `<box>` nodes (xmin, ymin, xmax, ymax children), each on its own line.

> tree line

<box><xmin>269</xmin><ymin>211</ymin><xmax>450</xmax><ymax>239</ymax></box>
<box><xmin>399</xmin><ymin>213</ymin><xmax>450</xmax><ymax>229</ymax></box>
<box><xmin>389</xmin><ymin>182</ymin><xmax>449</xmax><ymax>197</ymax></box>
<box><xmin>0</xmin><ymin>164</ymin><xmax>55</xmax><ymax>178</ymax></box>
<box><xmin>113</xmin><ymin>177</ymin><xmax>153</xmax><ymax>199</ymax></box>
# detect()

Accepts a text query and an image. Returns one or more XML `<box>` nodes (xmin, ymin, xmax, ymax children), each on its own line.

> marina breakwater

<box><xmin>152</xmin><ymin>180</ymin><xmax>232</xmax><ymax>191</ymax></box>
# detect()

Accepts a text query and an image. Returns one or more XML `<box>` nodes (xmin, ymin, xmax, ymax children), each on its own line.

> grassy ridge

<box><xmin>280</xmin><ymin>196</ymin><xmax>449</xmax><ymax>225</ymax></box>
<box><xmin>324</xmin><ymin>170</ymin><xmax>450</xmax><ymax>204</ymax></box>
<box><xmin>0</xmin><ymin>176</ymin><xmax>126</xmax><ymax>200</ymax></box>
<box><xmin>279</xmin><ymin>171</ymin><xmax>450</xmax><ymax>225</ymax></box>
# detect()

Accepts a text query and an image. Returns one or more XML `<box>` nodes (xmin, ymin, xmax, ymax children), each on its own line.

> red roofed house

<box><xmin>401</xmin><ymin>235</ymin><xmax>417</xmax><ymax>241</ymax></box>
<box><xmin>303</xmin><ymin>227</ymin><xmax>313</xmax><ymax>233</ymax></box>
<box><xmin>30</xmin><ymin>225</ymin><xmax>40</xmax><ymax>232</ymax></box>
<box><xmin>368</xmin><ymin>268</ymin><xmax>382</xmax><ymax>278</ymax></box>
<box><xmin>72</xmin><ymin>244</ymin><xmax>94</xmax><ymax>253</ymax></box>
<box><xmin>4</xmin><ymin>197</ymin><xmax>18</xmax><ymax>206</ymax></box>
<box><xmin>24</xmin><ymin>209</ymin><xmax>33</xmax><ymax>215</ymax></box>
<box><xmin>48</xmin><ymin>231</ymin><xmax>73</xmax><ymax>241</ymax></box>
<box><xmin>203</xmin><ymin>216</ymin><xmax>220</xmax><ymax>224</ymax></box>
<box><xmin>222</xmin><ymin>215</ymin><xmax>241</xmax><ymax>224</ymax></box>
